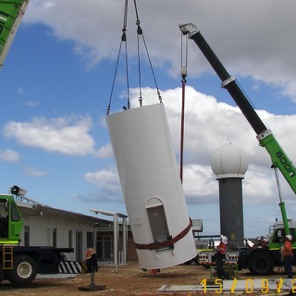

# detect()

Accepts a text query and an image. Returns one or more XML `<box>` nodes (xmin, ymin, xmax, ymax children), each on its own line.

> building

<box><xmin>17</xmin><ymin>201</ymin><xmax>128</xmax><ymax>263</ymax></box>
<box><xmin>17</xmin><ymin>200</ymin><xmax>200</xmax><ymax>265</ymax></box>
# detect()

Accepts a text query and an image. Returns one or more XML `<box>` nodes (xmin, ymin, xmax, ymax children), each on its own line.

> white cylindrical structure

<box><xmin>106</xmin><ymin>103</ymin><xmax>195</xmax><ymax>269</ymax></box>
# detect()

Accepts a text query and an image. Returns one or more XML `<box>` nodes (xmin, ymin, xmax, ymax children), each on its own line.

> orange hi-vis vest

<box><xmin>283</xmin><ymin>241</ymin><xmax>293</xmax><ymax>257</ymax></box>
<box><xmin>217</xmin><ymin>242</ymin><xmax>227</xmax><ymax>255</ymax></box>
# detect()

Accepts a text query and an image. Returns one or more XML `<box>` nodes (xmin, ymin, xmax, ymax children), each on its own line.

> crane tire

<box><xmin>248</xmin><ymin>251</ymin><xmax>274</xmax><ymax>275</ymax></box>
<box><xmin>4</xmin><ymin>255</ymin><xmax>37</xmax><ymax>286</ymax></box>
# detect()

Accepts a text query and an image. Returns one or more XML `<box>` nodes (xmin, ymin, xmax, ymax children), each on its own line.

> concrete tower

<box><xmin>211</xmin><ymin>142</ymin><xmax>248</xmax><ymax>249</ymax></box>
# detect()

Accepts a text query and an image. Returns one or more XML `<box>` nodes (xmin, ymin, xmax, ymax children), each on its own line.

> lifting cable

<box><xmin>106</xmin><ymin>0</ymin><xmax>162</xmax><ymax>115</ymax></box>
<box><xmin>133</xmin><ymin>0</ymin><xmax>162</xmax><ymax>106</ymax></box>
<box><xmin>106</xmin><ymin>0</ymin><xmax>130</xmax><ymax>115</ymax></box>
<box><xmin>179</xmin><ymin>31</ymin><xmax>188</xmax><ymax>183</ymax></box>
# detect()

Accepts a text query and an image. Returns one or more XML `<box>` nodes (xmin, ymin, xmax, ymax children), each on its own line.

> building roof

<box><xmin>17</xmin><ymin>201</ymin><xmax>113</xmax><ymax>227</ymax></box>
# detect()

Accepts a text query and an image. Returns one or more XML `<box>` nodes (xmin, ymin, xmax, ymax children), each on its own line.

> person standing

<box><xmin>282</xmin><ymin>235</ymin><xmax>293</xmax><ymax>278</ymax></box>
<box><xmin>216</xmin><ymin>235</ymin><xmax>230</xmax><ymax>280</ymax></box>
<box><xmin>86</xmin><ymin>248</ymin><xmax>98</xmax><ymax>287</ymax></box>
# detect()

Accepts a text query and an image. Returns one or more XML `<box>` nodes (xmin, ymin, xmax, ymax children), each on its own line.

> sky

<box><xmin>1</xmin><ymin>0</ymin><xmax>296</xmax><ymax>238</ymax></box>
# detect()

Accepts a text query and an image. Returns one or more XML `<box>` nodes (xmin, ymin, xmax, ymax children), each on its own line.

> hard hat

<box><xmin>286</xmin><ymin>235</ymin><xmax>292</xmax><ymax>241</ymax></box>
<box><xmin>221</xmin><ymin>235</ymin><xmax>228</xmax><ymax>244</ymax></box>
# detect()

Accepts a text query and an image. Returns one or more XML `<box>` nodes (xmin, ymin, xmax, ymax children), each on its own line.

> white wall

<box><xmin>19</xmin><ymin>212</ymin><xmax>95</xmax><ymax>261</ymax></box>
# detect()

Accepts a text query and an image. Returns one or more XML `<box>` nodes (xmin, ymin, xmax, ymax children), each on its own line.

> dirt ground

<box><xmin>0</xmin><ymin>261</ymin><xmax>292</xmax><ymax>296</ymax></box>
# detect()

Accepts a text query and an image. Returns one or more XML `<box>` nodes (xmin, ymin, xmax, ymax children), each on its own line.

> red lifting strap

<box><xmin>134</xmin><ymin>218</ymin><xmax>192</xmax><ymax>250</ymax></box>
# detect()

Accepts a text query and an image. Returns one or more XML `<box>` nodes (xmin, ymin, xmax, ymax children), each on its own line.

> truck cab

<box><xmin>238</xmin><ymin>220</ymin><xmax>296</xmax><ymax>275</ymax></box>
<box><xmin>0</xmin><ymin>194</ymin><xmax>23</xmax><ymax>245</ymax></box>
<box><xmin>268</xmin><ymin>220</ymin><xmax>296</xmax><ymax>268</ymax></box>
<box><xmin>269</xmin><ymin>220</ymin><xmax>296</xmax><ymax>248</ymax></box>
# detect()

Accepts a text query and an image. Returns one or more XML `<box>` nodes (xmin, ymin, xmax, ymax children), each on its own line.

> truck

<box><xmin>0</xmin><ymin>186</ymin><xmax>75</xmax><ymax>285</ymax></box>
<box><xmin>179</xmin><ymin>23</ymin><xmax>296</xmax><ymax>275</ymax></box>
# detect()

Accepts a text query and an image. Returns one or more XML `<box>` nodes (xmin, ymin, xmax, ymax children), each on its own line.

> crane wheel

<box><xmin>248</xmin><ymin>251</ymin><xmax>274</xmax><ymax>275</ymax></box>
<box><xmin>4</xmin><ymin>255</ymin><xmax>37</xmax><ymax>286</ymax></box>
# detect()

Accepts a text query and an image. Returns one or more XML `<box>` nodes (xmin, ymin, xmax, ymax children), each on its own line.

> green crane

<box><xmin>179</xmin><ymin>23</ymin><xmax>295</xmax><ymax>237</ymax></box>
<box><xmin>0</xmin><ymin>0</ymin><xmax>29</xmax><ymax>68</ymax></box>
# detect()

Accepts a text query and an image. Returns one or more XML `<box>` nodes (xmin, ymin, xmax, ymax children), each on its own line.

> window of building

<box><xmin>68</xmin><ymin>230</ymin><xmax>72</xmax><ymax>248</ymax></box>
<box><xmin>47</xmin><ymin>228</ymin><xmax>51</xmax><ymax>245</ymax></box>
<box><xmin>87</xmin><ymin>231</ymin><xmax>94</xmax><ymax>248</ymax></box>
<box><xmin>76</xmin><ymin>231</ymin><xmax>82</xmax><ymax>261</ymax></box>
<box><xmin>53</xmin><ymin>228</ymin><xmax>57</xmax><ymax>247</ymax></box>
<box><xmin>96</xmin><ymin>236</ymin><xmax>113</xmax><ymax>261</ymax></box>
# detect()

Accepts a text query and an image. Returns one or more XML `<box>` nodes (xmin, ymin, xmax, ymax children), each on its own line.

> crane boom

<box><xmin>179</xmin><ymin>23</ymin><xmax>295</xmax><ymax>235</ymax></box>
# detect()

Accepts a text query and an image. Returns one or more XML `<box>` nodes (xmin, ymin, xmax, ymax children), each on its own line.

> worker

<box><xmin>85</xmin><ymin>248</ymin><xmax>98</xmax><ymax>286</ymax></box>
<box><xmin>215</xmin><ymin>235</ymin><xmax>230</xmax><ymax>280</ymax></box>
<box><xmin>282</xmin><ymin>235</ymin><xmax>293</xmax><ymax>278</ymax></box>
<box><xmin>261</xmin><ymin>238</ymin><xmax>269</xmax><ymax>249</ymax></box>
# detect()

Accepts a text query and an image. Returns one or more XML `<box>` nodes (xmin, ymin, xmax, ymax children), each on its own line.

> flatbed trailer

<box><xmin>0</xmin><ymin>245</ymin><xmax>74</xmax><ymax>285</ymax></box>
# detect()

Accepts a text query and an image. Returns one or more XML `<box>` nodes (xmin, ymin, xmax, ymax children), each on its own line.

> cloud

<box><xmin>94</xmin><ymin>144</ymin><xmax>113</xmax><ymax>159</ymax></box>
<box><xmin>84</xmin><ymin>169</ymin><xmax>121</xmax><ymax>195</ymax></box>
<box><xmin>23</xmin><ymin>100</ymin><xmax>39</xmax><ymax>107</ymax></box>
<box><xmin>24</xmin><ymin>166</ymin><xmax>48</xmax><ymax>177</ymax></box>
<box><xmin>182</xmin><ymin>164</ymin><xmax>217</xmax><ymax>204</ymax></box>
<box><xmin>101</xmin><ymin>86</ymin><xmax>296</xmax><ymax>206</ymax></box>
<box><xmin>24</xmin><ymin>0</ymin><xmax>296</xmax><ymax>100</ymax></box>
<box><xmin>73</xmin><ymin>169</ymin><xmax>123</xmax><ymax>204</ymax></box>
<box><xmin>282</xmin><ymin>81</ymin><xmax>296</xmax><ymax>103</ymax></box>
<box><xmin>17</xmin><ymin>86</ymin><xmax>24</xmax><ymax>95</ymax></box>
<box><xmin>0</xmin><ymin>149</ymin><xmax>20</xmax><ymax>163</ymax></box>
<box><xmin>73</xmin><ymin>191</ymin><xmax>124</xmax><ymax>205</ymax></box>
<box><xmin>3</xmin><ymin>115</ymin><xmax>96</xmax><ymax>156</ymax></box>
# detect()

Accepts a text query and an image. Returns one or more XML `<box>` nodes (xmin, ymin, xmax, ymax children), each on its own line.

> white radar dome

<box><xmin>211</xmin><ymin>142</ymin><xmax>248</xmax><ymax>179</ymax></box>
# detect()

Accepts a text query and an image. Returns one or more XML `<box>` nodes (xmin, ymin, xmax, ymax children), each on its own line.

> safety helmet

<box><xmin>221</xmin><ymin>235</ymin><xmax>228</xmax><ymax>244</ymax></box>
<box><xmin>286</xmin><ymin>235</ymin><xmax>292</xmax><ymax>241</ymax></box>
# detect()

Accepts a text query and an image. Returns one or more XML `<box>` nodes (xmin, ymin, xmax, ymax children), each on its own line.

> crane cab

<box><xmin>268</xmin><ymin>220</ymin><xmax>296</xmax><ymax>249</ymax></box>
<box><xmin>0</xmin><ymin>194</ymin><xmax>23</xmax><ymax>245</ymax></box>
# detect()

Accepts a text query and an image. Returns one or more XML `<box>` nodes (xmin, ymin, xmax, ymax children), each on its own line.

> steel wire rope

<box><xmin>180</xmin><ymin>32</ymin><xmax>188</xmax><ymax>183</ymax></box>
<box><xmin>133</xmin><ymin>0</ymin><xmax>162</xmax><ymax>105</ymax></box>
<box><xmin>106</xmin><ymin>0</ymin><xmax>130</xmax><ymax>115</ymax></box>
<box><xmin>136</xmin><ymin>21</ymin><xmax>143</xmax><ymax>106</ymax></box>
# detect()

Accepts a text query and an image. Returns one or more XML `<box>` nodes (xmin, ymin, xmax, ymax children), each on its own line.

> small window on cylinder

<box><xmin>146</xmin><ymin>204</ymin><xmax>173</xmax><ymax>252</ymax></box>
